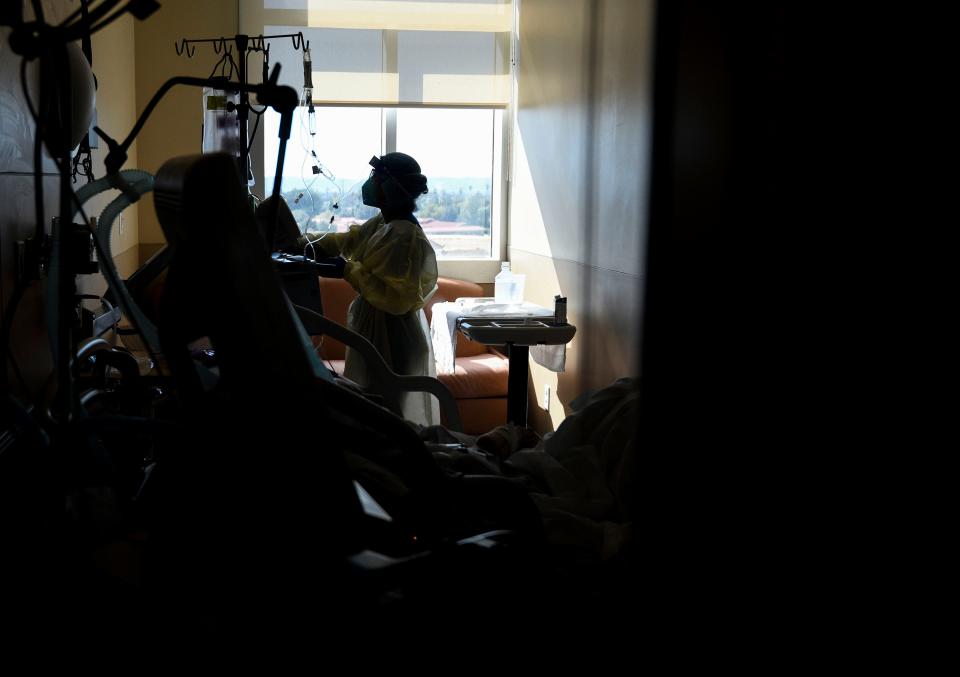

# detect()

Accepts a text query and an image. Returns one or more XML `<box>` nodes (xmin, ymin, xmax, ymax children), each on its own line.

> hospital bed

<box><xmin>139</xmin><ymin>152</ymin><xmax>547</xmax><ymax>630</ymax></box>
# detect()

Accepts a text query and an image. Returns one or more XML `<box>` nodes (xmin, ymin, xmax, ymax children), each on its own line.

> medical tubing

<box><xmin>74</xmin><ymin>169</ymin><xmax>160</xmax><ymax>354</ymax></box>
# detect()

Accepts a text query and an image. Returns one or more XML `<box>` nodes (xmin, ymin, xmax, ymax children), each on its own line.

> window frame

<box><xmin>259</xmin><ymin>104</ymin><xmax>507</xmax><ymax>280</ymax></box>
<box><xmin>242</xmin><ymin>9</ymin><xmax>513</xmax><ymax>283</ymax></box>
<box><xmin>390</xmin><ymin>104</ymin><xmax>507</xmax><ymax>276</ymax></box>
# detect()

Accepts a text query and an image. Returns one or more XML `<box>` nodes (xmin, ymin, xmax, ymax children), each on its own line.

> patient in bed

<box><xmin>419</xmin><ymin>377</ymin><xmax>638</xmax><ymax>561</ymax></box>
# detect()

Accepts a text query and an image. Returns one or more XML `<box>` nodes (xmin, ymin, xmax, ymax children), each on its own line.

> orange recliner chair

<box><xmin>317</xmin><ymin>277</ymin><xmax>509</xmax><ymax>434</ymax></box>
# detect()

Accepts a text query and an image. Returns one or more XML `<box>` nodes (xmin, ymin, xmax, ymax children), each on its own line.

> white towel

<box><xmin>430</xmin><ymin>301</ymin><xmax>461</xmax><ymax>374</ymax></box>
<box><xmin>531</xmin><ymin>344</ymin><xmax>566</xmax><ymax>372</ymax></box>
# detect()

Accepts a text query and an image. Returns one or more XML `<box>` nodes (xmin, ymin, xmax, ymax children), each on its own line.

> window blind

<box><xmin>242</xmin><ymin>0</ymin><xmax>512</xmax><ymax>107</ymax></box>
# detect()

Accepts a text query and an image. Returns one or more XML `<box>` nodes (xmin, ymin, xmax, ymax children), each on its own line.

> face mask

<box><xmin>361</xmin><ymin>176</ymin><xmax>378</xmax><ymax>207</ymax></box>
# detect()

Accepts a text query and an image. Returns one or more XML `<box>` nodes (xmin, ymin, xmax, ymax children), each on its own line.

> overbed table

<box><xmin>455</xmin><ymin>306</ymin><xmax>575</xmax><ymax>426</ymax></box>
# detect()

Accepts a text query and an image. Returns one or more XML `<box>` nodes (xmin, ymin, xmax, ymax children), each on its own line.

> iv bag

<box><xmin>201</xmin><ymin>88</ymin><xmax>255</xmax><ymax>186</ymax></box>
<box><xmin>201</xmin><ymin>87</ymin><xmax>240</xmax><ymax>156</ymax></box>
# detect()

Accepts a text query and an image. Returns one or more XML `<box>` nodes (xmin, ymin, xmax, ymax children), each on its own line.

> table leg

<box><xmin>506</xmin><ymin>343</ymin><xmax>529</xmax><ymax>426</ymax></box>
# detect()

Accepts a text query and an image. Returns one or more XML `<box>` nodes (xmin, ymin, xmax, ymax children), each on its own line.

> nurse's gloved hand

<box><xmin>331</xmin><ymin>255</ymin><xmax>347</xmax><ymax>278</ymax></box>
<box><xmin>298</xmin><ymin>232</ymin><xmax>341</xmax><ymax>258</ymax></box>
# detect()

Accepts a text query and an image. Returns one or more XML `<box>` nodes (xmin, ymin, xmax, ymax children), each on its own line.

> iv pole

<box><xmin>174</xmin><ymin>32</ymin><xmax>308</xmax><ymax>191</ymax></box>
<box><xmin>97</xmin><ymin>64</ymin><xmax>299</xmax><ymax>249</ymax></box>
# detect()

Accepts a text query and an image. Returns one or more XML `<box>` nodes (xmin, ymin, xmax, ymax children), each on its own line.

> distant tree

<box><xmin>275</xmin><ymin>177</ymin><xmax>492</xmax><ymax>233</ymax></box>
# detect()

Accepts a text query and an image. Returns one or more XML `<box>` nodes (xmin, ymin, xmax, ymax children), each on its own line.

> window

<box><xmin>264</xmin><ymin>105</ymin><xmax>500</xmax><ymax>259</ymax></box>
<box><xmin>243</xmin><ymin>0</ymin><xmax>513</xmax><ymax>271</ymax></box>
<box><xmin>264</xmin><ymin>106</ymin><xmax>383</xmax><ymax>231</ymax></box>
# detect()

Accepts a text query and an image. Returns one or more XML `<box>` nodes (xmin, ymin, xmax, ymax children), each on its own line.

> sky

<box><xmin>264</xmin><ymin>106</ymin><xmax>495</xmax><ymax>186</ymax></box>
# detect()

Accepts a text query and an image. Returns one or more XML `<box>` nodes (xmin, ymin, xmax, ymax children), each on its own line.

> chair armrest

<box><xmin>293</xmin><ymin>304</ymin><xmax>463</xmax><ymax>432</ymax></box>
<box><xmin>391</xmin><ymin>375</ymin><xmax>463</xmax><ymax>432</ymax></box>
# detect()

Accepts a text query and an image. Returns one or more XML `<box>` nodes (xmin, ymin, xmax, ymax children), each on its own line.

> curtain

<box><xmin>243</xmin><ymin>0</ymin><xmax>512</xmax><ymax>107</ymax></box>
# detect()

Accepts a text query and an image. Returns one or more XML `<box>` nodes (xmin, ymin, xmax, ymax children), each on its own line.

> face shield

<box><xmin>365</xmin><ymin>155</ymin><xmax>423</xmax><ymax>210</ymax></box>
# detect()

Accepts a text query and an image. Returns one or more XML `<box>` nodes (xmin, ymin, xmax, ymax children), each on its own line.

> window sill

<box><xmin>437</xmin><ymin>259</ymin><xmax>504</xmax><ymax>284</ymax></box>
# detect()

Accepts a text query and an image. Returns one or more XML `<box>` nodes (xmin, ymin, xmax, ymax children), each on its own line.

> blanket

<box><xmin>422</xmin><ymin>377</ymin><xmax>638</xmax><ymax>559</ymax></box>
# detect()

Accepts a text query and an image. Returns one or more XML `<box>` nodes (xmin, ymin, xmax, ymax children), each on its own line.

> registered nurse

<box><xmin>300</xmin><ymin>153</ymin><xmax>439</xmax><ymax>426</ymax></box>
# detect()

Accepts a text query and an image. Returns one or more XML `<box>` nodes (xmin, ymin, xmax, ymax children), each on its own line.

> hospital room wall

<box><xmin>134</xmin><ymin>0</ymin><xmax>239</xmax><ymax>260</ymax></box>
<box><xmin>83</xmin><ymin>12</ymin><xmax>141</xmax><ymax>292</ymax></box>
<box><xmin>509</xmin><ymin>0</ymin><xmax>653</xmax><ymax>432</ymax></box>
<box><xmin>0</xmin><ymin>0</ymin><xmax>139</xmax><ymax>399</ymax></box>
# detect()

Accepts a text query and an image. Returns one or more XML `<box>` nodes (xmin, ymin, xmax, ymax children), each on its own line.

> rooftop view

<box><xmin>266</xmin><ymin>106</ymin><xmax>497</xmax><ymax>259</ymax></box>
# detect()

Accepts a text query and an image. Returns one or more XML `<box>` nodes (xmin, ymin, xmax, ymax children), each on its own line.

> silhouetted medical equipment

<box><xmin>6</xmin><ymin>16</ymin><xmax>296</xmax><ymax>420</ymax></box>
<box><xmin>3</xmin><ymin>0</ymin><xmax>159</xmax><ymax>420</ymax></box>
<box><xmin>84</xmin><ymin>65</ymin><xmax>299</xmax><ymax>367</ymax></box>
<box><xmin>174</xmin><ymin>30</ymin><xmax>309</xmax><ymax>186</ymax></box>
<box><xmin>53</xmin><ymin>67</ymin><xmax>293</xmax><ymax>402</ymax></box>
